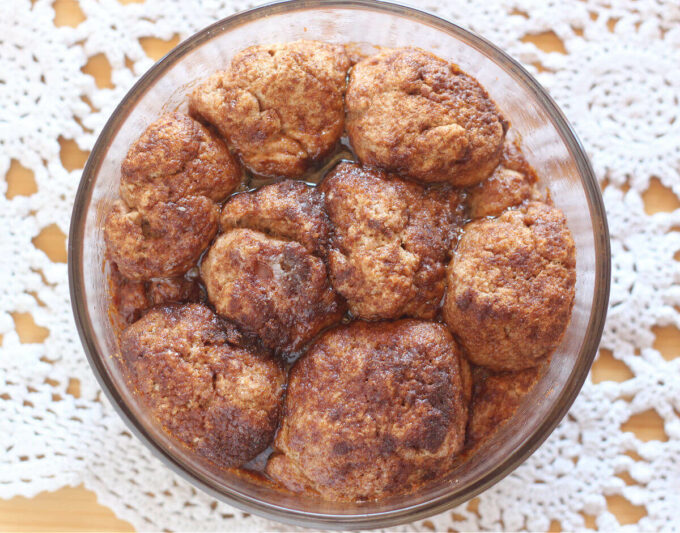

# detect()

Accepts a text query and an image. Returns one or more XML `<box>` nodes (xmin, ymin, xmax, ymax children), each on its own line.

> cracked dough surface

<box><xmin>119</xmin><ymin>303</ymin><xmax>285</xmax><ymax>468</ymax></box>
<box><xmin>443</xmin><ymin>202</ymin><xmax>576</xmax><ymax>371</ymax></box>
<box><xmin>189</xmin><ymin>40</ymin><xmax>350</xmax><ymax>178</ymax></box>
<box><xmin>321</xmin><ymin>162</ymin><xmax>464</xmax><ymax>320</ymax></box>
<box><xmin>346</xmin><ymin>47</ymin><xmax>507</xmax><ymax>186</ymax></box>
<box><xmin>267</xmin><ymin>319</ymin><xmax>468</xmax><ymax>501</ymax></box>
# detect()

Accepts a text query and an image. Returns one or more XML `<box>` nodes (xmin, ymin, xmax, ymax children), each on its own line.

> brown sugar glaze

<box><xmin>105</xmin><ymin>45</ymin><xmax>573</xmax><ymax>500</ymax></box>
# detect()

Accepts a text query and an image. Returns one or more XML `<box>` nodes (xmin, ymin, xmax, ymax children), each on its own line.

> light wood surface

<box><xmin>2</xmin><ymin>1</ymin><xmax>676</xmax><ymax>531</ymax></box>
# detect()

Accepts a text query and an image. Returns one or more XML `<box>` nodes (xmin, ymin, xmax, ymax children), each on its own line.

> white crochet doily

<box><xmin>2</xmin><ymin>0</ymin><xmax>679</xmax><ymax>531</ymax></box>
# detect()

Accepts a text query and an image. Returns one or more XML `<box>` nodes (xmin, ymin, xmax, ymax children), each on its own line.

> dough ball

<box><xmin>443</xmin><ymin>202</ymin><xmax>576</xmax><ymax>371</ymax></box>
<box><xmin>322</xmin><ymin>162</ymin><xmax>463</xmax><ymax>319</ymax></box>
<box><xmin>104</xmin><ymin>197</ymin><xmax>218</xmax><ymax>280</ymax></box>
<box><xmin>221</xmin><ymin>180</ymin><xmax>330</xmax><ymax>257</ymax></box>
<box><xmin>466</xmin><ymin>366</ymin><xmax>541</xmax><ymax>448</ymax></box>
<box><xmin>190</xmin><ymin>41</ymin><xmax>350</xmax><ymax>178</ymax></box>
<box><xmin>467</xmin><ymin>140</ymin><xmax>541</xmax><ymax>218</ymax></box>
<box><xmin>268</xmin><ymin>320</ymin><xmax>468</xmax><ymax>501</ymax></box>
<box><xmin>120</xmin><ymin>112</ymin><xmax>241</xmax><ymax>208</ymax></box>
<box><xmin>201</xmin><ymin>229</ymin><xmax>345</xmax><ymax>353</ymax></box>
<box><xmin>119</xmin><ymin>303</ymin><xmax>285</xmax><ymax>468</ymax></box>
<box><xmin>346</xmin><ymin>47</ymin><xmax>506</xmax><ymax>186</ymax></box>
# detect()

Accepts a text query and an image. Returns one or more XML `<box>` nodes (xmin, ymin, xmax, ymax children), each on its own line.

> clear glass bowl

<box><xmin>68</xmin><ymin>0</ymin><xmax>610</xmax><ymax>528</ymax></box>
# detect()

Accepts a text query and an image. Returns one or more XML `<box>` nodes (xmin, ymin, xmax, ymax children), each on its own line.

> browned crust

<box><xmin>346</xmin><ymin>47</ymin><xmax>507</xmax><ymax>185</ymax></box>
<box><xmin>269</xmin><ymin>320</ymin><xmax>468</xmax><ymax>501</ymax></box>
<box><xmin>189</xmin><ymin>40</ymin><xmax>351</xmax><ymax>178</ymax></box>
<box><xmin>119</xmin><ymin>303</ymin><xmax>285</xmax><ymax>468</ymax></box>
<box><xmin>467</xmin><ymin>140</ymin><xmax>542</xmax><ymax>219</ymax></box>
<box><xmin>105</xmin><ymin>113</ymin><xmax>239</xmax><ymax>281</ymax></box>
<box><xmin>108</xmin><ymin>262</ymin><xmax>201</xmax><ymax>326</ymax></box>
<box><xmin>321</xmin><ymin>162</ymin><xmax>464</xmax><ymax>320</ymax></box>
<box><xmin>120</xmin><ymin>113</ymin><xmax>241</xmax><ymax>208</ymax></box>
<box><xmin>101</xmin><ymin>41</ymin><xmax>580</xmax><ymax>500</ymax></box>
<box><xmin>104</xmin><ymin>197</ymin><xmax>218</xmax><ymax>280</ymax></box>
<box><xmin>443</xmin><ymin>202</ymin><xmax>576</xmax><ymax>371</ymax></box>
<box><xmin>466</xmin><ymin>366</ymin><xmax>541</xmax><ymax>448</ymax></box>
<box><xmin>201</xmin><ymin>228</ymin><xmax>345</xmax><ymax>353</ymax></box>
<box><xmin>221</xmin><ymin>180</ymin><xmax>330</xmax><ymax>257</ymax></box>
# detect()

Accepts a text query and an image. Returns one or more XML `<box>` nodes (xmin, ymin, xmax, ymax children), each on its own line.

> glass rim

<box><xmin>68</xmin><ymin>0</ymin><xmax>611</xmax><ymax>528</ymax></box>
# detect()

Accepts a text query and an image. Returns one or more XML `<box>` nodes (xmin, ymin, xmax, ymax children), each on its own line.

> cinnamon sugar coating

<box><xmin>467</xmin><ymin>140</ymin><xmax>541</xmax><ymax>218</ymax></box>
<box><xmin>443</xmin><ymin>202</ymin><xmax>576</xmax><ymax>371</ymax></box>
<box><xmin>190</xmin><ymin>40</ymin><xmax>350</xmax><ymax>178</ymax></box>
<box><xmin>221</xmin><ymin>180</ymin><xmax>330</xmax><ymax>257</ymax></box>
<box><xmin>201</xmin><ymin>229</ymin><xmax>344</xmax><ymax>354</ymax></box>
<box><xmin>105</xmin><ymin>113</ymin><xmax>240</xmax><ymax>280</ymax></box>
<box><xmin>119</xmin><ymin>304</ymin><xmax>285</xmax><ymax>468</ymax></box>
<box><xmin>321</xmin><ymin>162</ymin><xmax>464</xmax><ymax>320</ymax></box>
<box><xmin>267</xmin><ymin>320</ymin><xmax>468</xmax><ymax>501</ymax></box>
<box><xmin>466</xmin><ymin>366</ymin><xmax>541</xmax><ymax>447</ymax></box>
<box><xmin>346</xmin><ymin>47</ymin><xmax>506</xmax><ymax>186</ymax></box>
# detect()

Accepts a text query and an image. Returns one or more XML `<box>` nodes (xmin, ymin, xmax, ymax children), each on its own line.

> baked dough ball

<box><xmin>265</xmin><ymin>453</ymin><xmax>318</xmax><ymax>496</ymax></box>
<box><xmin>189</xmin><ymin>40</ymin><xmax>350</xmax><ymax>178</ymax></box>
<box><xmin>321</xmin><ymin>162</ymin><xmax>464</xmax><ymax>320</ymax></box>
<box><xmin>119</xmin><ymin>303</ymin><xmax>285</xmax><ymax>468</ymax></box>
<box><xmin>466</xmin><ymin>367</ymin><xmax>541</xmax><ymax>448</ymax></box>
<box><xmin>443</xmin><ymin>202</ymin><xmax>576</xmax><ymax>371</ymax></box>
<box><xmin>105</xmin><ymin>113</ymin><xmax>239</xmax><ymax>280</ymax></box>
<box><xmin>120</xmin><ymin>113</ymin><xmax>241</xmax><ymax>208</ymax></box>
<box><xmin>346</xmin><ymin>47</ymin><xmax>506</xmax><ymax>186</ymax></box>
<box><xmin>267</xmin><ymin>320</ymin><xmax>468</xmax><ymax>501</ymax></box>
<box><xmin>146</xmin><ymin>276</ymin><xmax>202</xmax><ymax>307</ymax></box>
<box><xmin>467</xmin><ymin>141</ymin><xmax>541</xmax><ymax>218</ymax></box>
<box><xmin>109</xmin><ymin>263</ymin><xmax>201</xmax><ymax>325</ymax></box>
<box><xmin>201</xmin><ymin>228</ymin><xmax>344</xmax><ymax>353</ymax></box>
<box><xmin>104</xmin><ymin>197</ymin><xmax>218</xmax><ymax>280</ymax></box>
<box><xmin>221</xmin><ymin>180</ymin><xmax>329</xmax><ymax>257</ymax></box>
<box><xmin>109</xmin><ymin>263</ymin><xmax>149</xmax><ymax>326</ymax></box>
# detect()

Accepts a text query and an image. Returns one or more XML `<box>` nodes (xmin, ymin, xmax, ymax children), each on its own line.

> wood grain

<box><xmin>2</xmin><ymin>1</ymin><xmax>675</xmax><ymax>531</ymax></box>
<box><xmin>0</xmin><ymin>486</ymin><xmax>134</xmax><ymax>532</ymax></box>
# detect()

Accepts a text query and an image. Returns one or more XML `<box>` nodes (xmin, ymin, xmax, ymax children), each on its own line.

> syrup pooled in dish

<box><xmin>104</xmin><ymin>41</ymin><xmax>576</xmax><ymax>500</ymax></box>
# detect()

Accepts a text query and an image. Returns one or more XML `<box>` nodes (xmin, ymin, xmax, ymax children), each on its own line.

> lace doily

<box><xmin>2</xmin><ymin>0</ymin><xmax>679</xmax><ymax>531</ymax></box>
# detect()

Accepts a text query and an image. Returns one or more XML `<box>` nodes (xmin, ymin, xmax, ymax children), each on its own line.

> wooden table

<box><xmin>1</xmin><ymin>0</ymin><xmax>676</xmax><ymax>530</ymax></box>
